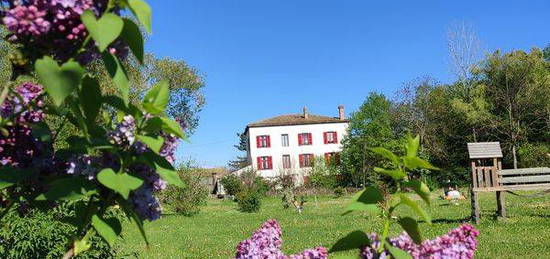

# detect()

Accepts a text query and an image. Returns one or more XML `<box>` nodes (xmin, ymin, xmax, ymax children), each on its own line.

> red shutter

<box><xmin>323</xmin><ymin>132</ymin><xmax>328</xmax><ymax>144</ymax></box>
<box><xmin>334</xmin><ymin>132</ymin><xmax>338</xmax><ymax>143</ymax></box>
<box><xmin>308</xmin><ymin>133</ymin><xmax>312</xmax><ymax>145</ymax></box>
<box><xmin>299</xmin><ymin>154</ymin><xmax>304</xmax><ymax>168</ymax></box>
<box><xmin>298</xmin><ymin>134</ymin><xmax>302</xmax><ymax>145</ymax></box>
<box><xmin>257</xmin><ymin>157</ymin><xmax>262</xmax><ymax>170</ymax></box>
<box><xmin>256</xmin><ymin>136</ymin><xmax>261</xmax><ymax>148</ymax></box>
<box><xmin>266</xmin><ymin>135</ymin><xmax>271</xmax><ymax>148</ymax></box>
<box><xmin>267</xmin><ymin>156</ymin><xmax>273</xmax><ymax>169</ymax></box>
<box><xmin>324</xmin><ymin>153</ymin><xmax>330</xmax><ymax>165</ymax></box>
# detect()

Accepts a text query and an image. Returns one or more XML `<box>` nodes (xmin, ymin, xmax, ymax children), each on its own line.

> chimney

<box><xmin>303</xmin><ymin>106</ymin><xmax>309</xmax><ymax>119</ymax></box>
<box><xmin>338</xmin><ymin>105</ymin><xmax>345</xmax><ymax>120</ymax></box>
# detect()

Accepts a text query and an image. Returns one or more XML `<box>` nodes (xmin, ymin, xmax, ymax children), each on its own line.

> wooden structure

<box><xmin>467</xmin><ymin>142</ymin><xmax>550</xmax><ymax>224</ymax></box>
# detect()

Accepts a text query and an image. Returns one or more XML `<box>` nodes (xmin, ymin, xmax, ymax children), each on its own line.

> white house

<box><xmin>243</xmin><ymin>106</ymin><xmax>349</xmax><ymax>183</ymax></box>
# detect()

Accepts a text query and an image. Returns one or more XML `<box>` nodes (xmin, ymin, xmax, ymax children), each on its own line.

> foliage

<box><xmin>236</xmin><ymin>189</ymin><xmax>261</xmax><ymax>213</ymax></box>
<box><xmin>0</xmin><ymin>1</ymin><xmax>191</xmax><ymax>257</ymax></box>
<box><xmin>158</xmin><ymin>167</ymin><xmax>208</xmax><ymax>216</ymax></box>
<box><xmin>308</xmin><ymin>156</ymin><xmax>339</xmax><ymax>189</ymax></box>
<box><xmin>228</xmin><ymin>132</ymin><xmax>249</xmax><ymax>171</ymax></box>
<box><xmin>220</xmin><ymin>174</ymin><xmax>243</xmax><ymax>197</ymax></box>
<box><xmin>332</xmin><ymin>135</ymin><xmax>444</xmax><ymax>258</ymax></box>
<box><xmin>518</xmin><ymin>143</ymin><xmax>550</xmax><ymax>168</ymax></box>
<box><xmin>333</xmin><ymin>186</ymin><xmax>346</xmax><ymax>198</ymax></box>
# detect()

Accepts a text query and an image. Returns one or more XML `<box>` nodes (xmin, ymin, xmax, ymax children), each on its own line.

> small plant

<box><xmin>220</xmin><ymin>174</ymin><xmax>243</xmax><ymax>197</ymax></box>
<box><xmin>159</xmin><ymin>169</ymin><xmax>208</xmax><ymax>216</ymax></box>
<box><xmin>236</xmin><ymin>189</ymin><xmax>261</xmax><ymax>213</ymax></box>
<box><xmin>281</xmin><ymin>189</ymin><xmax>306</xmax><ymax>214</ymax></box>
<box><xmin>330</xmin><ymin>135</ymin><xmax>479</xmax><ymax>258</ymax></box>
<box><xmin>333</xmin><ymin>186</ymin><xmax>346</xmax><ymax>198</ymax></box>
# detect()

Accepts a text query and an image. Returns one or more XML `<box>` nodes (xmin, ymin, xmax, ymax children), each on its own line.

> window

<box><xmin>257</xmin><ymin>156</ymin><xmax>273</xmax><ymax>170</ymax></box>
<box><xmin>324</xmin><ymin>131</ymin><xmax>338</xmax><ymax>144</ymax></box>
<box><xmin>282</xmin><ymin>155</ymin><xmax>291</xmax><ymax>169</ymax></box>
<box><xmin>256</xmin><ymin>135</ymin><xmax>270</xmax><ymax>148</ymax></box>
<box><xmin>298</xmin><ymin>133</ymin><xmax>312</xmax><ymax>145</ymax></box>
<box><xmin>324</xmin><ymin>152</ymin><xmax>340</xmax><ymax>165</ymax></box>
<box><xmin>281</xmin><ymin>134</ymin><xmax>289</xmax><ymax>147</ymax></box>
<box><xmin>299</xmin><ymin>154</ymin><xmax>314</xmax><ymax>168</ymax></box>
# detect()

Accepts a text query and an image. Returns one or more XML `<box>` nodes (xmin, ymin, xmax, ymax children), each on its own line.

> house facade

<box><xmin>244</xmin><ymin>106</ymin><xmax>349</xmax><ymax>183</ymax></box>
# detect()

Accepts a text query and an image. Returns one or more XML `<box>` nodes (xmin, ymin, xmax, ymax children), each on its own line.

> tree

<box><xmin>340</xmin><ymin>92</ymin><xmax>401</xmax><ymax>186</ymax></box>
<box><xmin>228</xmin><ymin>131</ymin><xmax>250</xmax><ymax>171</ymax></box>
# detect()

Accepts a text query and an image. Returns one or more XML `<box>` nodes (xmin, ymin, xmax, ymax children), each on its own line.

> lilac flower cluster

<box><xmin>159</xmin><ymin>132</ymin><xmax>178</xmax><ymax>164</ymax></box>
<box><xmin>108</xmin><ymin>115</ymin><xmax>136</xmax><ymax>148</ymax></box>
<box><xmin>66</xmin><ymin>154</ymin><xmax>98</xmax><ymax>180</ymax></box>
<box><xmin>235</xmin><ymin>219</ymin><xmax>329</xmax><ymax>259</ymax></box>
<box><xmin>360</xmin><ymin>224</ymin><xmax>480</xmax><ymax>259</ymax></box>
<box><xmin>0</xmin><ymin>82</ymin><xmax>45</xmax><ymax>167</ymax></box>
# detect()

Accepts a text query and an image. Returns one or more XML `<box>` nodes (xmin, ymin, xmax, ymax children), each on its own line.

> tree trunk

<box><xmin>512</xmin><ymin>145</ymin><xmax>518</xmax><ymax>169</ymax></box>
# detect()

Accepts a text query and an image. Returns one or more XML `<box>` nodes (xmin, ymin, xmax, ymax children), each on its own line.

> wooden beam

<box><xmin>496</xmin><ymin>191</ymin><xmax>506</xmax><ymax>218</ymax></box>
<box><xmin>473</xmin><ymin>183</ymin><xmax>550</xmax><ymax>192</ymax></box>
<box><xmin>500</xmin><ymin>175</ymin><xmax>550</xmax><ymax>184</ymax></box>
<box><xmin>499</xmin><ymin>167</ymin><xmax>550</xmax><ymax>176</ymax></box>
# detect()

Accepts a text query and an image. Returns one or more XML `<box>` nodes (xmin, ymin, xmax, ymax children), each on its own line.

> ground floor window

<box><xmin>257</xmin><ymin>156</ymin><xmax>272</xmax><ymax>170</ymax></box>
<box><xmin>299</xmin><ymin>153</ymin><xmax>314</xmax><ymax>168</ymax></box>
<box><xmin>282</xmin><ymin>155</ymin><xmax>291</xmax><ymax>169</ymax></box>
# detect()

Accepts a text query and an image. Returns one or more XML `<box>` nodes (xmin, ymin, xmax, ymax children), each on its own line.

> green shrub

<box><xmin>220</xmin><ymin>174</ymin><xmax>243</xmax><ymax>196</ymax></box>
<box><xmin>309</xmin><ymin>156</ymin><xmax>339</xmax><ymax>189</ymax></box>
<box><xmin>236</xmin><ymin>189</ymin><xmax>261</xmax><ymax>213</ymax></box>
<box><xmin>333</xmin><ymin>186</ymin><xmax>346</xmax><ymax>197</ymax></box>
<box><xmin>519</xmin><ymin>143</ymin><xmax>550</xmax><ymax>168</ymax></box>
<box><xmin>159</xmin><ymin>169</ymin><xmax>209</xmax><ymax>216</ymax></box>
<box><xmin>0</xmin><ymin>204</ymin><xmax>115</xmax><ymax>259</ymax></box>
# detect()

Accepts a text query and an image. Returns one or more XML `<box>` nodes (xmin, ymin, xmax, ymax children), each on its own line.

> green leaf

<box><xmin>143</xmin><ymin>81</ymin><xmax>169</xmax><ymax>114</ymax></box>
<box><xmin>385</xmin><ymin>243</ymin><xmax>413</xmax><ymax>259</ymax></box>
<box><xmin>35</xmin><ymin>56</ymin><xmax>84</xmax><ymax>106</ymax></box>
<box><xmin>73</xmin><ymin>239</ymin><xmax>92</xmax><ymax>256</ymax></box>
<box><xmin>120</xmin><ymin>18</ymin><xmax>144</xmax><ymax>63</ymax></box>
<box><xmin>343</xmin><ymin>186</ymin><xmax>383</xmax><ymax>215</ymax></box>
<box><xmin>31</xmin><ymin>122</ymin><xmax>52</xmax><ymax>142</ymax></box>
<box><xmin>405</xmin><ymin>134</ymin><xmax>420</xmax><ymax>158</ymax></box>
<box><xmin>91</xmin><ymin>214</ymin><xmax>122</xmax><ymax>247</ymax></box>
<box><xmin>81</xmin><ymin>10</ymin><xmax>124</xmax><ymax>52</ymax></box>
<box><xmin>35</xmin><ymin>177</ymin><xmax>97</xmax><ymax>201</ymax></box>
<box><xmin>400</xmin><ymin>194</ymin><xmax>431</xmax><ymax>224</ymax></box>
<box><xmin>397</xmin><ymin>217</ymin><xmax>423</xmax><ymax>244</ymax></box>
<box><xmin>118</xmin><ymin>197</ymin><xmax>149</xmax><ymax>243</ymax></box>
<box><xmin>103</xmin><ymin>95</ymin><xmax>128</xmax><ymax>112</ymax></box>
<box><xmin>127</xmin><ymin>0</ymin><xmax>152</xmax><ymax>33</ymax></box>
<box><xmin>136</xmin><ymin>135</ymin><xmax>164</xmax><ymax>154</ymax></box>
<box><xmin>160</xmin><ymin>117</ymin><xmax>185</xmax><ymax>138</ymax></box>
<box><xmin>403</xmin><ymin>157</ymin><xmax>438</xmax><ymax>170</ymax></box>
<box><xmin>328</xmin><ymin>255</ymin><xmax>357</xmax><ymax>259</ymax></box>
<box><xmin>142</xmin><ymin>116</ymin><xmax>163</xmax><ymax>133</ymax></box>
<box><xmin>79</xmin><ymin>76</ymin><xmax>102</xmax><ymax>124</ymax></box>
<box><xmin>329</xmin><ymin>230</ymin><xmax>371</xmax><ymax>253</ymax></box>
<box><xmin>373</xmin><ymin>167</ymin><xmax>406</xmax><ymax>180</ymax></box>
<box><xmin>0</xmin><ymin>167</ymin><xmax>33</xmax><ymax>189</ymax></box>
<box><xmin>103</xmin><ymin>53</ymin><xmax>129</xmax><ymax>103</ymax></box>
<box><xmin>143</xmin><ymin>152</ymin><xmax>184</xmax><ymax>187</ymax></box>
<box><xmin>403</xmin><ymin>180</ymin><xmax>431</xmax><ymax>205</ymax></box>
<box><xmin>369</xmin><ymin>147</ymin><xmax>399</xmax><ymax>164</ymax></box>
<box><xmin>97</xmin><ymin>168</ymin><xmax>143</xmax><ymax>199</ymax></box>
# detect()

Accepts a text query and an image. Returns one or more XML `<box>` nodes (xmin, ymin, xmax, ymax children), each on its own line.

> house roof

<box><xmin>467</xmin><ymin>142</ymin><xmax>503</xmax><ymax>159</ymax></box>
<box><xmin>247</xmin><ymin>114</ymin><xmax>348</xmax><ymax>128</ymax></box>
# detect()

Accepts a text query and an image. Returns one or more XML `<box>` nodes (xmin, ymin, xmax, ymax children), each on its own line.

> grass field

<box><xmin>118</xmin><ymin>190</ymin><xmax>550</xmax><ymax>258</ymax></box>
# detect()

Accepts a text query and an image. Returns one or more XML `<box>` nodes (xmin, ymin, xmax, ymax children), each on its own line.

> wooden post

<box><xmin>496</xmin><ymin>191</ymin><xmax>506</xmax><ymax>218</ymax></box>
<box><xmin>471</xmin><ymin>188</ymin><xmax>480</xmax><ymax>224</ymax></box>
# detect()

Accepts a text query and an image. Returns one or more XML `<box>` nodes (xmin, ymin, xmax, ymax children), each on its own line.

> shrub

<box><xmin>309</xmin><ymin>157</ymin><xmax>339</xmax><ymax>189</ymax></box>
<box><xmin>0</xmin><ymin>205</ymin><xmax>115</xmax><ymax>259</ymax></box>
<box><xmin>159</xmin><ymin>169</ymin><xmax>208</xmax><ymax>216</ymax></box>
<box><xmin>220</xmin><ymin>174</ymin><xmax>243</xmax><ymax>196</ymax></box>
<box><xmin>333</xmin><ymin>186</ymin><xmax>346</xmax><ymax>197</ymax></box>
<box><xmin>236</xmin><ymin>189</ymin><xmax>261</xmax><ymax>213</ymax></box>
<box><xmin>519</xmin><ymin>143</ymin><xmax>550</xmax><ymax>168</ymax></box>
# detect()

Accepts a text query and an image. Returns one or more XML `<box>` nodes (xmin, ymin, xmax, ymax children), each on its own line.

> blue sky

<box><xmin>146</xmin><ymin>1</ymin><xmax>550</xmax><ymax>168</ymax></box>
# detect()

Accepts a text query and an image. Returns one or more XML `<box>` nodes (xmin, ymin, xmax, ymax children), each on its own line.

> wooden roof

<box><xmin>247</xmin><ymin>114</ymin><xmax>347</xmax><ymax>128</ymax></box>
<box><xmin>467</xmin><ymin>142</ymin><xmax>503</xmax><ymax>159</ymax></box>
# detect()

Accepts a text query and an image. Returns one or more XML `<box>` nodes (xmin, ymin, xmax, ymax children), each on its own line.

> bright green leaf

<box><xmin>35</xmin><ymin>177</ymin><xmax>97</xmax><ymax>201</ymax></box>
<box><xmin>397</xmin><ymin>217</ymin><xmax>423</xmax><ymax>244</ymax></box>
<box><xmin>128</xmin><ymin>0</ymin><xmax>152</xmax><ymax>33</ymax></box>
<box><xmin>160</xmin><ymin>117</ymin><xmax>185</xmax><ymax>138</ymax></box>
<box><xmin>343</xmin><ymin>186</ymin><xmax>383</xmax><ymax>215</ymax></box>
<box><xmin>91</xmin><ymin>214</ymin><xmax>121</xmax><ymax>246</ymax></box>
<box><xmin>35</xmin><ymin>56</ymin><xmax>84</xmax><ymax>106</ymax></box>
<box><xmin>369</xmin><ymin>147</ymin><xmax>399</xmax><ymax>164</ymax></box>
<box><xmin>403</xmin><ymin>157</ymin><xmax>438</xmax><ymax>170</ymax></box>
<box><xmin>103</xmin><ymin>53</ymin><xmax>129</xmax><ymax>103</ymax></box>
<box><xmin>81</xmin><ymin>11</ymin><xmax>124</xmax><ymax>52</ymax></box>
<box><xmin>329</xmin><ymin>230</ymin><xmax>371</xmax><ymax>253</ymax></box>
<box><xmin>405</xmin><ymin>134</ymin><xmax>420</xmax><ymax>158</ymax></box>
<box><xmin>97</xmin><ymin>168</ymin><xmax>143</xmax><ymax>199</ymax></box>
<box><xmin>143</xmin><ymin>81</ymin><xmax>169</xmax><ymax>114</ymax></box>
<box><xmin>0</xmin><ymin>167</ymin><xmax>33</xmax><ymax>189</ymax></box>
<box><xmin>120</xmin><ymin>18</ymin><xmax>144</xmax><ymax>63</ymax></box>
<box><xmin>143</xmin><ymin>152</ymin><xmax>184</xmax><ymax>187</ymax></box>
<box><xmin>73</xmin><ymin>239</ymin><xmax>92</xmax><ymax>256</ymax></box>
<box><xmin>403</xmin><ymin>180</ymin><xmax>431</xmax><ymax>205</ymax></box>
<box><xmin>374</xmin><ymin>167</ymin><xmax>406</xmax><ymax>180</ymax></box>
<box><xmin>136</xmin><ymin>135</ymin><xmax>164</xmax><ymax>154</ymax></box>
<box><xmin>400</xmin><ymin>194</ymin><xmax>431</xmax><ymax>224</ymax></box>
<box><xmin>385</xmin><ymin>243</ymin><xmax>413</xmax><ymax>259</ymax></box>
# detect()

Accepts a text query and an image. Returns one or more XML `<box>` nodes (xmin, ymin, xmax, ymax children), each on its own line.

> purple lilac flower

<box><xmin>66</xmin><ymin>154</ymin><xmax>98</xmax><ymax>180</ymax></box>
<box><xmin>360</xmin><ymin>224</ymin><xmax>480</xmax><ymax>259</ymax></box>
<box><xmin>235</xmin><ymin>219</ymin><xmax>328</xmax><ymax>259</ymax></box>
<box><xmin>129</xmin><ymin>186</ymin><xmax>161</xmax><ymax>221</ymax></box>
<box><xmin>159</xmin><ymin>132</ymin><xmax>178</xmax><ymax>164</ymax></box>
<box><xmin>2</xmin><ymin>4</ymin><xmax>51</xmax><ymax>36</ymax></box>
<box><xmin>108</xmin><ymin>115</ymin><xmax>136</xmax><ymax>148</ymax></box>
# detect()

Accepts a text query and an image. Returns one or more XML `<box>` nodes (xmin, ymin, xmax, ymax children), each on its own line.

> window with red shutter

<box><xmin>324</xmin><ymin>153</ymin><xmax>330</xmax><ymax>164</ymax></box>
<box><xmin>267</xmin><ymin>156</ymin><xmax>273</xmax><ymax>169</ymax></box>
<box><xmin>308</xmin><ymin>133</ymin><xmax>312</xmax><ymax>145</ymax></box>
<box><xmin>257</xmin><ymin>135</ymin><xmax>270</xmax><ymax>148</ymax></box>
<box><xmin>323</xmin><ymin>132</ymin><xmax>328</xmax><ymax>144</ymax></box>
<box><xmin>256</xmin><ymin>136</ymin><xmax>261</xmax><ymax>148</ymax></box>
<box><xmin>325</xmin><ymin>131</ymin><xmax>337</xmax><ymax>144</ymax></box>
<box><xmin>298</xmin><ymin>134</ymin><xmax>302</xmax><ymax>145</ymax></box>
<box><xmin>266</xmin><ymin>135</ymin><xmax>271</xmax><ymax>147</ymax></box>
<box><xmin>257</xmin><ymin>157</ymin><xmax>262</xmax><ymax>170</ymax></box>
<box><xmin>299</xmin><ymin>154</ymin><xmax>304</xmax><ymax>167</ymax></box>
<box><xmin>334</xmin><ymin>132</ymin><xmax>338</xmax><ymax>143</ymax></box>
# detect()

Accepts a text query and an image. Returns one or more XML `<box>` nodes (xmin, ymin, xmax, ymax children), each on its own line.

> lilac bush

<box><xmin>360</xmin><ymin>224</ymin><xmax>479</xmax><ymax>259</ymax></box>
<box><xmin>235</xmin><ymin>219</ymin><xmax>328</xmax><ymax>259</ymax></box>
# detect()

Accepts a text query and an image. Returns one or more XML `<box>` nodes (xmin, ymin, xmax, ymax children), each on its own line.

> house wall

<box><xmin>247</xmin><ymin>122</ymin><xmax>348</xmax><ymax>181</ymax></box>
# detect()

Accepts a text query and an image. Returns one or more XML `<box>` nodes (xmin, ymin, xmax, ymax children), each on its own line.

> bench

<box><xmin>467</xmin><ymin>142</ymin><xmax>550</xmax><ymax>224</ymax></box>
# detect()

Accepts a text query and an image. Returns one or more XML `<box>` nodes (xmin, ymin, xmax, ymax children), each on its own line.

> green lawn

<box><xmin>118</xmin><ymin>191</ymin><xmax>550</xmax><ymax>258</ymax></box>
